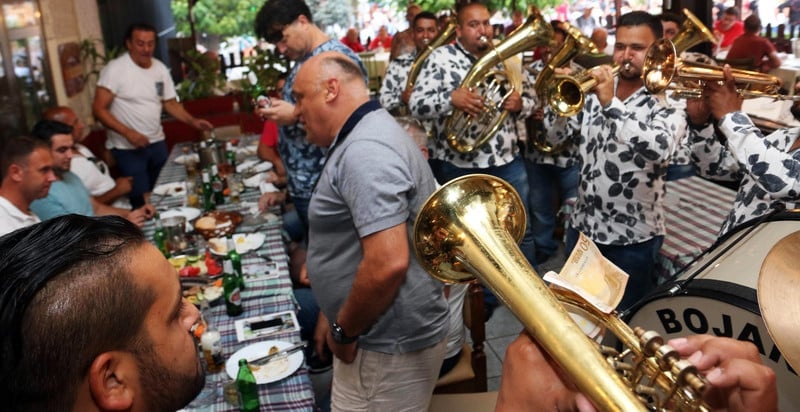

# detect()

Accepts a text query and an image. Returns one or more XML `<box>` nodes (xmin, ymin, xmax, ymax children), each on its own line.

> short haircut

<box><xmin>744</xmin><ymin>15</ymin><xmax>761</xmax><ymax>32</ymax></box>
<box><xmin>124</xmin><ymin>23</ymin><xmax>158</xmax><ymax>42</ymax></box>
<box><xmin>456</xmin><ymin>1</ymin><xmax>488</xmax><ymax>25</ymax></box>
<box><xmin>723</xmin><ymin>7</ymin><xmax>740</xmax><ymax>18</ymax></box>
<box><xmin>618</xmin><ymin>11</ymin><xmax>663</xmax><ymax>40</ymax></box>
<box><xmin>658</xmin><ymin>11</ymin><xmax>684</xmax><ymax>26</ymax></box>
<box><xmin>0</xmin><ymin>136</ymin><xmax>48</xmax><ymax>181</ymax></box>
<box><xmin>30</xmin><ymin>120</ymin><xmax>73</xmax><ymax>145</ymax></box>
<box><xmin>0</xmin><ymin>215</ymin><xmax>153</xmax><ymax>411</ymax></box>
<box><xmin>255</xmin><ymin>0</ymin><xmax>313</xmax><ymax>44</ymax></box>
<box><xmin>414</xmin><ymin>11</ymin><xmax>438</xmax><ymax>27</ymax></box>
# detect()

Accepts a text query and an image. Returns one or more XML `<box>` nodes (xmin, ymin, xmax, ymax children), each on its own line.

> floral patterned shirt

<box><xmin>690</xmin><ymin>113</ymin><xmax>800</xmax><ymax>235</ymax></box>
<box><xmin>379</xmin><ymin>51</ymin><xmax>415</xmax><ymax>112</ymax></box>
<box><xmin>409</xmin><ymin>41</ymin><xmax>535</xmax><ymax>168</ymax></box>
<box><xmin>279</xmin><ymin>40</ymin><xmax>367</xmax><ymax>200</ymax></box>
<box><xmin>544</xmin><ymin>81</ymin><xmax>686</xmax><ymax>245</ymax></box>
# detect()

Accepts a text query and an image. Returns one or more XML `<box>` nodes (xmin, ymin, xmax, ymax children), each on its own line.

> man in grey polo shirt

<box><xmin>296</xmin><ymin>51</ymin><xmax>448</xmax><ymax>411</ymax></box>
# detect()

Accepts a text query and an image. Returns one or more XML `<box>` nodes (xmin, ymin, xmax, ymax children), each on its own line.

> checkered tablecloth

<box><xmin>657</xmin><ymin>176</ymin><xmax>738</xmax><ymax>282</ymax></box>
<box><xmin>145</xmin><ymin>140</ymin><xmax>315</xmax><ymax>411</ymax></box>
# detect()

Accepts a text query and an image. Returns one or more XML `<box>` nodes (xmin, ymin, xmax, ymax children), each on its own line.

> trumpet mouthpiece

<box><xmin>479</xmin><ymin>36</ymin><xmax>488</xmax><ymax>44</ymax></box>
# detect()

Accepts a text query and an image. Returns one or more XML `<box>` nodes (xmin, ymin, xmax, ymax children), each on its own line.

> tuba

<box><xmin>444</xmin><ymin>9</ymin><xmax>553</xmax><ymax>154</ymax></box>
<box><xmin>527</xmin><ymin>23</ymin><xmax>599</xmax><ymax>154</ymax></box>
<box><xmin>547</xmin><ymin>8</ymin><xmax>717</xmax><ymax>117</ymax></box>
<box><xmin>414</xmin><ymin>174</ymin><xmax>710</xmax><ymax>411</ymax></box>
<box><xmin>405</xmin><ymin>18</ymin><xmax>457</xmax><ymax>94</ymax></box>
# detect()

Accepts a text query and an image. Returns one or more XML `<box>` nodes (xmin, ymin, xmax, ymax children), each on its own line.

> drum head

<box><xmin>759</xmin><ymin>231</ymin><xmax>800</xmax><ymax>372</ymax></box>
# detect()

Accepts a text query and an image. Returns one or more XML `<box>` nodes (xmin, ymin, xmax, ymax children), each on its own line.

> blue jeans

<box><xmin>430</xmin><ymin>156</ymin><xmax>537</xmax><ymax>267</ymax></box>
<box><xmin>525</xmin><ymin>162</ymin><xmax>578</xmax><ymax>257</ymax></box>
<box><xmin>566</xmin><ymin>227</ymin><xmax>663</xmax><ymax>311</ymax></box>
<box><xmin>111</xmin><ymin>140</ymin><xmax>168</xmax><ymax>208</ymax></box>
<box><xmin>293</xmin><ymin>287</ymin><xmax>319</xmax><ymax>352</ymax></box>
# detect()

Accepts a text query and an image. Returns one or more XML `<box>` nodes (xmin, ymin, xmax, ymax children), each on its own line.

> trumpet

<box><xmin>643</xmin><ymin>38</ymin><xmax>800</xmax><ymax>100</ymax></box>
<box><xmin>413</xmin><ymin>174</ymin><xmax>710</xmax><ymax>411</ymax></box>
<box><xmin>547</xmin><ymin>63</ymin><xmax>626</xmax><ymax>117</ymax></box>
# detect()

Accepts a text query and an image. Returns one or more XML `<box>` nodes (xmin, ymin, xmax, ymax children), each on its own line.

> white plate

<box><xmin>161</xmin><ymin>207</ymin><xmax>201</xmax><ymax>222</ymax></box>
<box><xmin>174</xmin><ymin>153</ymin><xmax>199</xmax><ymax>165</ymax></box>
<box><xmin>225</xmin><ymin>340</ymin><xmax>304</xmax><ymax>384</ymax></box>
<box><xmin>234</xmin><ymin>233</ymin><xmax>266</xmax><ymax>253</ymax></box>
<box><xmin>153</xmin><ymin>182</ymin><xmax>187</xmax><ymax>196</ymax></box>
<box><xmin>243</xmin><ymin>173</ymin><xmax>265</xmax><ymax>188</ymax></box>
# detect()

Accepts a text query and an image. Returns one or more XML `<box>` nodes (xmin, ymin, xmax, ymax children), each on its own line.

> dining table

<box><xmin>141</xmin><ymin>135</ymin><xmax>316</xmax><ymax>412</ymax></box>
<box><xmin>656</xmin><ymin>176</ymin><xmax>738</xmax><ymax>283</ymax></box>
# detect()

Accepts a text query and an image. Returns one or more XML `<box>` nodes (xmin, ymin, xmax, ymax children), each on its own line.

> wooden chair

<box><xmin>358</xmin><ymin>51</ymin><xmax>383</xmax><ymax>96</ymax></box>
<box><xmin>434</xmin><ymin>281</ymin><xmax>488</xmax><ymax>394</ymax></box>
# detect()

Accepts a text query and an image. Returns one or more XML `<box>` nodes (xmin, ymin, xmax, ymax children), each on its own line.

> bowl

<box><xmin>194</xmin><ymin>211</ymin><xmax>243</xmax><ymax>240</ymax></box>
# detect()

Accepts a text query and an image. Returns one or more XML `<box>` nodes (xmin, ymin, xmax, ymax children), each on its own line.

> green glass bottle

<box><xmin>236</xmin><ymin>359</ymin><xmax>260</xmax><ymax>412</ymax></box>
<box><xmin>211</xmin><ymin>164</ymin><xmax>225</xmax><ymax>205</ymax></box>
<box><xmin>226</xmin><ymin>235</ymin><xmax>245</xmax><ymax>290</ymax></box>
<box><xmin>225</xmin><ymin>141</ymin><xmax>237</xmax><ymax>169</ymax></box>
<box><xmin>223</xmin><ymin>260</ymin><xmax>243</xmax><ymax>317</ymax></box>
<box><xmin>201</xmin><ymin>170</ymin><xmax>215</xmax><ymax>211</ymax></box>
<box><xmin>153</xmin><ymin>213</ymin><xmax>169</xmax><ymax>257</ymax></box>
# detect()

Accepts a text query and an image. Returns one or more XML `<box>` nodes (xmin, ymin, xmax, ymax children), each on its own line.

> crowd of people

<box><xmin>1</xmin><ymin>2</ymin><xmax>797</xmax><ymax>411</ymax></box>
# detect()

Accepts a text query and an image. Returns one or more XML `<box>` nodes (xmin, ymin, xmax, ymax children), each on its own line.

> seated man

<box><xmin>43</xmin><ymin>106</ymin><xmax>133</xmax><ymax>208</ymax></box>
<box><xmin>726</xmin><ymin>15</ymin><xmax>781</xmax><ymax>73</ymax></box>
<box><xmin>0</xmin><ymin>215</ymin><xmax>205</xmax><ymax>411</ymax></box>
<box><xmin>0</xmin><ymin>136</ymin><xmax>55</xmax><ymax>236</ymax></box>
<box><xmin>28</xmin><ymin>120</ymin><xmax>153</xmax><ymax>226</ymax></box>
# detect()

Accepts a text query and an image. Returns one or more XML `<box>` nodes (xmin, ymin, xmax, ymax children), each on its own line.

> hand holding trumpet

<box><xmin>588</xmin><ymin>64</ymin><xmax>617</xmax><ymax>108</ymax></box>
<box><xmin>703</xmin><ymin>65</ymin><xmax>745</xmax><ymax>120</ymax></box>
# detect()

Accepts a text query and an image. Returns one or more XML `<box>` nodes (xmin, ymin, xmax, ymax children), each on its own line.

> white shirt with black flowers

<box><xmin>690</xmin><ymin>112</ymin><xmax>800</xmax><ymax>235</ymax></box>
<box><xmin>409</xmin><ymin>40</ymin><xmax>536</xmax><ymax>168</ymax></box>
<box><xmin>379</xmin><ymin>51</ymin><xmax>415</xmax><ymax>112</ymax></box>
<box><xmin>544</xmin><ymin>81</ymin><xmax>686</xmax><ymax>245</ymax></box>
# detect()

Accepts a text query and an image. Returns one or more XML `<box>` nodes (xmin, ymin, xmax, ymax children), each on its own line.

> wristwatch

<box><xmin>330</xmin><ymin>321</ymin><xmax>358</xmax><ymax>344</ymax></box>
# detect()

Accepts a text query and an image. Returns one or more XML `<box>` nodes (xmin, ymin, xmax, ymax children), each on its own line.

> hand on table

<box><xmin>258</xmin><ymin>191</ymin><xmax>287</xmax><ymax>212</ymax></box>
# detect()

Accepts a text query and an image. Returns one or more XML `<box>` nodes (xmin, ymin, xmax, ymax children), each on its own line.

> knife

<box><xmin>248</xmin><ymin>341</ymin><xmax>306</xmax><ymax>366</ymax></box>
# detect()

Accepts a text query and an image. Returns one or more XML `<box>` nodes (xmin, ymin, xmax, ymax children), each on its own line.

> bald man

<box><xmin>43</xmin><ymin>106</ymin><xmax>132</xmax><ymax>208</ymax></box>
<box><xmin>390</xmin><ymin>3</ymin><xmax>422</xmax><ymax>60</ymax></box>
<box><xmin>295</xmin><ymin>51</ymin><xmax>448</xmax><ymax>411</ymax></box>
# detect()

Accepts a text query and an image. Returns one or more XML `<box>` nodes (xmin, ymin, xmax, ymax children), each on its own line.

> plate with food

<box><xmin>209</xmin><ymin>233</ymin><xmax>266</xmax><ymax>255</ymax></box>
<box><xmin>225</xmin><ymin>340</ymin><xmax>304</xmax><ymax>384</ymax></box>
<box><xmin>170</xmin><ymin>254</ymin><xmax>208</xmax><ymax>277</ymax></box>
<box><xmin>153</xmin><ymin>182</ymin><xmax>187</xmax><ymax>196</ymax></box>
<box><xmin>182</xmin><ymin>279</ymin><xmax>223</xmax><ymax>306</ymax></box>
<box><xmin>194</xmin><ymin>211</ymin><xmax>242</xmax><ymax>240</ymax></box>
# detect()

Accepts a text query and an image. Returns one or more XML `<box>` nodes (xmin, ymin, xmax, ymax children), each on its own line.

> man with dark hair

<box><xmin>726</xmin><ymin>15</ymin><xmax>782</xmax><ymax>73</ymax></box>
<box><xmin>28</xmin><ymin>120</ymin><xmax>152</xmax><ymax>226</ymax></box>
<box><xmin>93</xmin><ymin>23</ymin><xmax>213</xmax><ymax>209</ymax></box>
<box><xmin>0</xmin><ymin>136</ymin><xmax>55</xmax><ymax>235</ymax></box>
<box><xmin>43</xmin><ymin>106</ymin><xmax>133</xmax><ymax>208</ymax></box>
<box><xmin>0</xmin><ymin>215</ymin><xmax>204</xmax><ymax>411</ymax></box>
<box><xmin>713</xmin><ymin>7</ymin><xmax>744</xmax><ymax>52</ymax></box>
<box><xmin>295</xmin><ymin>51</ymin><xmax>448</xmax><ymax>410</ymax></box>
<box><xmin>544</xmin><ymin>11</ymin><xmax>686</xmax><ymax>310</ymax></box>
<box><xmin>254</xmin><ymin>0</ymin><xmax>366</xmax><ymax>233</ymax></box>
<box><xmin>379</xmin><ymin>10</ymin><xmax>439</xmax><ymax>113</ymax></box>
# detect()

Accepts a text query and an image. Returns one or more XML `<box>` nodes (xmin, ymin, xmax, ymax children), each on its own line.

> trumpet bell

<box><xmin>643</xmin><ymin>39</ymin><xmax>679</xmax><ymax>95</ymax></box>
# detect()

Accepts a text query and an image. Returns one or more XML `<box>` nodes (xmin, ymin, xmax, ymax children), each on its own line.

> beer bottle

<box><xmin>226</xmin><ymin>141</ymin><xmax>237</xmax><ymax>169</ymax></box>
<box><xmin>153</xmin><ymin>213</ymin><xmax>169</xmax><ymax>257</ymax></box>
<box><xmin>211</xmin><ymin>164</ymin><xmax>225</xmax><ymax>205</ymax></box>
<box><xmin>201</xmin><ymin>170</ymin><xmax>215</xmax><ymax>211</ymax></box>
<box><xmin>223</xmin><ymin>260</ymin><xmax>244</xmax><ymax>317</ymax></box>
<box><xmin>226</xmin><ymin>235</ymin><xmax>245</xmax><ymax>290</ymax></box>
<box><xmin>236</xmin><ymin>359</ymin><xmax>260</xmax><ymax>412</ymax></box>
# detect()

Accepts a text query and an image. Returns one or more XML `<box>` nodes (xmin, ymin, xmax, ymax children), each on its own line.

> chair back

<box><xmin>358</xmin><ymin>52</ymin><xmax>384</xmax><ymax>95</ymax></box>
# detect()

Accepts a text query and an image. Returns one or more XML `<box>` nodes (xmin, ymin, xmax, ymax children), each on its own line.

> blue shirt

<box><xmin>30</xmin><ymin>171</ymin><xmax>93</xmax><ymax>220</ymax></box>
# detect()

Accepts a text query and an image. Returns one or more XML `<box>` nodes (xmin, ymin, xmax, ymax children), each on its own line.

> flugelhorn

<box><xmin>413</xmin><ymin>174</ymin><xmax>710</xmax><ymax>411</ymax></box>
<box><xmin>444</xmin><ymin>9</ymin><xmax>553</xmax><ymax>153</ymax></box>
<box><xmin>642</xmin><ymin>38</ymin><xmax>797</xmax><ymax>100</ymax></box>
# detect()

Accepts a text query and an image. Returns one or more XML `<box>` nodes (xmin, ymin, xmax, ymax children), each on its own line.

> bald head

<box><xmin>42</xmin><ymin>106</ymin><xmax>85</xmax><ymax>142</ymax></box>
<box><xmin>292</xmin><ymin>51</ymin><xmax>369</xmax><ymax>147</ymax></box>
<box><xmin>591</xmin><ymin>28</ymin><xmax>608</xmax><ymax>51</ymax></box>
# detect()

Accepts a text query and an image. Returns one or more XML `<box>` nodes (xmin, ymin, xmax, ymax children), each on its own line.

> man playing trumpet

<box><xmin>544</xmin><ymin>11</ymin><xmax>686</xmax><ymax>310</ymax></box>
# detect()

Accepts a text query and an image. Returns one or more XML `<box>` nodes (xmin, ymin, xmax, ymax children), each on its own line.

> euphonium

<box><xmin>405</xmin><ymin>18</ymin><xmax>457</xmax><ymax>93</ymax></box>
<box><xmin>414</xmin><ymin>174</ymin><xmax>710</xmax><ymax>411</ymax></box>
<box><xmin>670</xmin><ymin>9</ymin><xmax>718</xmax><ymax>54</ymax></box>
<box><xmin>528</xmin><ymin>23</ymin><xmax>599</xmax><ymax>154</ymax></box>
<box><xmin>444</xmin><ymin>9</ymin><xmax>553</xmax><ymax>154</ymax></box>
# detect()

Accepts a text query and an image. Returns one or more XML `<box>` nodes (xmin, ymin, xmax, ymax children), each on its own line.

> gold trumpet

<box><xmin>413</xmin><ymin>174</ymin><xmax>710</xmax><ymax>411</ymax></box>
<box><xmin>445</xmin><ymin>9</ymin><xmax>553</xmax><ymax>153</ymax></box>
<box><xmin>642</xmin><ymin>38</ymin><xmax>797</xmax><ymax>100</ymax></box>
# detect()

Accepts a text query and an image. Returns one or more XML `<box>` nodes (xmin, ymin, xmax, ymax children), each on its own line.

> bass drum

<box><xmin>625</xmin><ymin>212</ymin><xmax>800</xmax><ymax>411</ymax></box>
